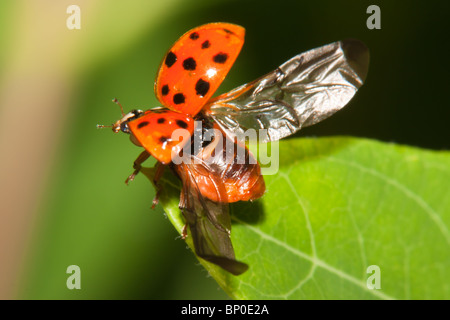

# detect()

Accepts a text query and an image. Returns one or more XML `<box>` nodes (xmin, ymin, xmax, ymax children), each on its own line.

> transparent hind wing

<box><xmin>177</xmin><ymin>158</ymin><xmax>248</xmax><ymax>275</ymax></box>
<box><xmin>205</xmin><ymin>39</ymin><xmax>369</xmax><ymax>143</ymax></box>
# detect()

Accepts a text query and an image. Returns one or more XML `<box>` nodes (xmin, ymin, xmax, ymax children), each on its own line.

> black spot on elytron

<box><xmin>201</xmin><ymin>40</ymin><xmax>210</xmax><ymax>49</ymax></box>
<box><xmin>157</xmin><ymin>118</ymin><xmax>165</xmax><ymax>124</ymax></box>
<box><xmin>182</xmin><ymin>57</ymin><xmax>197</xmax><ymax>71</ymax></box>
<box><xmin>159</xmin><ymin>136</ymin><xmax>169</xmax><ymax>144</ymax></box>
<box><xmin>173</xmin><ymin>93</ymin><xmax>185</xmax><ymax>104</ymax></box>
<box><xmin>176</xmin><ymin>119</ymin><xmax>188</xmax><ymax>129</ymax></box>
<box><xmin>213</xmin><ymin>52</ymin><xmax>228</xmax><ymax>64</ymax></box>
<box><xmin>137</xmin><ymin>121</ymin><xmax>149</xmax><ymax>129</ymax></box>
<box><xmin>223</xmin><ymin>28</ymin><xmax>235</xmax><ymax>35</ymax></box>
<box><xmin>189</xmin><ymin>32</ymin><xmax>199</xmax><ymax>40</ymax></box>
<box><xmin>165</xmin><ymin>51</ymin><xmax>177</xmax><ymax>68</ymax></box>
<box><xmin>161</xmin><ymin>85</ymin><xmax>169</xmax><ymax>96</ymax></box>
<box><xmin>195</xmin><ymin>78</ymin><xmax>210</xmax><ymax>97</ymax></box>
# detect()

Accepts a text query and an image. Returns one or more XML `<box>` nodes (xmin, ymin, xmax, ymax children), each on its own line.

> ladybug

<box><xmin>99</xmin><ymin>22</ymin><xmax>369</xmax><ymax>275</ymax></box>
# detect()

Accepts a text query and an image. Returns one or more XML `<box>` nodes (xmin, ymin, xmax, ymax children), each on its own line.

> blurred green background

<box><xmin>0</xmin><ymin>0</ymin><xmax>448</xmax><ymax>299</ymax></box>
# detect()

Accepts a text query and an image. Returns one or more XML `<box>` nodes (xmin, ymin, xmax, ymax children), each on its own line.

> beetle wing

<box><xmin>154</xmin><ymin>23</ymin><xmax>245</xmax><ymax>117</ymax></box>
<box><xmin>176</xmin><ymin>157</ymin><xmax>248</xmax><ymax>275</ymax></box>
<box><xmin>204</xmin><ymin>39</ymin><xmax>369</xmax><ymax>143</ymax></box>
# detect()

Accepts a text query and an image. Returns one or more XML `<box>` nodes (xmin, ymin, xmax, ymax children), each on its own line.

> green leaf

<box><xmin>142</xmin><ymin>137</ymin><xmax>450</xmax><ymax>299</ymax></box>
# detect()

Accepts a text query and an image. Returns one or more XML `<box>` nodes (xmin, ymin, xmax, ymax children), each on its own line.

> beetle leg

<box><xmin>151</xmin><ymin>162</ymin><xmax>165</xmax><ymax>209</ymax></box>
<box><xmin>125</xmin><ymin>150</ymin><xmax>150</xmax><ymax>185</ymax></box>
<box><xmin>181</xmin><ymin>224</ymin><xmax>188</xmax><ymax>240</ymax></box>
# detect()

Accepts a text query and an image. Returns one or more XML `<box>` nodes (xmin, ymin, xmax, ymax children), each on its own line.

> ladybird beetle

<box><xmin>99</xmin><ymin>22</ymin><xmax>369</xmax><ymax>275</ymax></box>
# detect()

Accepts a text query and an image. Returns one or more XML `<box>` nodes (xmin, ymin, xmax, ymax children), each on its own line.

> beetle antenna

<box><xmin>112</xmin><ymin>98</ymin><xmax>126</xmax><ymax>117</ymax></box>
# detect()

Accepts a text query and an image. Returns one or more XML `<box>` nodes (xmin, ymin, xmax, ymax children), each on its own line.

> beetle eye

<box><xmin>129</xmin><ymin>109</ymin><xmax>143</xmax><ymax>120</ymax></box>
<box><xmin>120</xmin><ymin>122</ymin><xmax>130</xmax><ymax>133</ymax></box>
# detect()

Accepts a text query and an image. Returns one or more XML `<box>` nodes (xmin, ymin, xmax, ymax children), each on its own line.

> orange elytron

<box><xmin>155</xmin><ymin>23</ymin><xmax>245</xmax><ymax>116</ymax></box>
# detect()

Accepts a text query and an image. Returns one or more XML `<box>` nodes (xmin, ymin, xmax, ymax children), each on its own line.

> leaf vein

<box><xmin>327</xmin><ymin>157</ymin><xmax>450</xmax><ymax>246</ymax></box>
<box><xmin>232</xmin><ymin>216</ymin><xmax>395</xmax><ymax>300</ymax></box>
